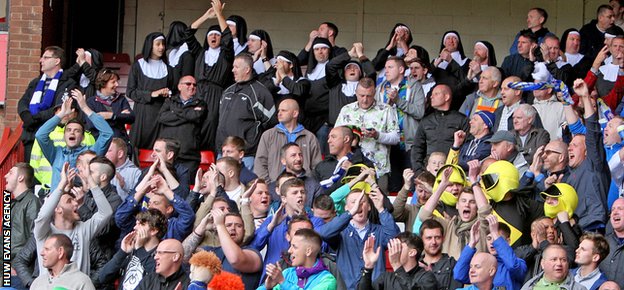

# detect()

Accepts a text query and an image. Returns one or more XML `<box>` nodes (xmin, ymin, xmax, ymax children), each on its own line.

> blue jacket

<box><xmin>454</xmin><ymin>237</ymin><xmax>527</xmax><ymax>290</ymax></box>
<box><xmin>321</xmin><ymin>210</ymin><xmax>400</xmax><ymax>290</ymax></box>
<box><xmin>250</xmin><ymin>212</ymin><xmax>325</xmax><ymax>267</ymax></box>
<box><xmin>114</xmin><ymin>193</ymin><xmax>195</xmax><ymax>241</ymax></box>
<box><xmin>35</xmin><ymin>113</ymin><xmax>113</xmax><ymax>190</ymax></box>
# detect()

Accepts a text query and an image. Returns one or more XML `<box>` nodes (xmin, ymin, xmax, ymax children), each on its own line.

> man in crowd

<box><xmin>358</xmin><ymin>233</ymin><xmax>438</xmax><ymax>289</ymax></box>
<box><xmin>501</xmin><ymin>30</ymin><xmax>536</xmax><ymax>81</ymax></box>
<box><xmin>259</xmin><ymin>228</ymin><xmax>337</xmax><ymax>290</ymax></box>
<box><xmin>250</xmin><ymin>178</ymin><xmax>324</xmax><ymax>267</ymax></box>
<box><xmin>321</xmin><ymin>188</ymin><xmax>400</xmax><ymax>289</ymax></box>
<box><xmin>335</xmin><ymin>77</ymin><xmax>399</xmax><ymax>192</ymax></box>
<box><xmin>511</xmin><ymin>104</ymin><xmax>550</xmax><ymax>164</ymax></box>
<box><xmin>158</xmin><ymin>75</ymin><xmax>207</xmax><ymax>178</ymax></box>
<box><xmin>35</xmin><ymin>88</ymin><xmax>113</xmax><ymax>191</ymax></box>
<box><xmin>419</xmin><ymin>219</ymin><xmax>463</xmax><ymax>289</ymax></box>
<box><xmin>30</xmin><ymin>234</ymin><xmax>95</xmax><ymax>290</ymax></box>
<box><xmin>314</xmin><ymin>126</ymin><xmax>374</xmax><ymax>194</ymax></box>
<box><xmin>487</xmin><ymin>130</ymin><xmax>529</xmax><ymax>176</ymax></box>
<box><xmin>221</xmin><ymin>136</ymin><xmax>258</xmax><ymax>184</ymax></box>
<box><xmin>447</xmin><ymin>111</ymin><xmax>494</xmax><ymax>171</ymax></box>
<box><xmin>376</xmin><ymin>56</ymin><xmax>426</xmax><ymax>190</ymax></box>
<box><xmin>115</xmin><ymin>160</ymin><xmax>195</xmax><ymax>241</ymax></box>
<box><xmin>6</xmin><ymin>163</ymin><xmax>40</xmax><ymax>288</ymax></box>
<box><xmin>105</xmin><ymin>137</ymin><xmax>141</xmax><ymax>200</ymax></box>
<box><xmin>18</xmin><ymin>46</ymin><xmax>77</xmax><ymax>161</ymax></box>
<box><xmin>459</xmin><ymin>67</ymin><xmax>503</xmax><ymax>117</ymax></box>
<box><xmin>572</xmin><ymin>233</ymin><xmax>609</xmax><ymax>290</ymax></box>
<box><xmin>580</xmin><ymin>5</ymin><xmax>624</xmax><ymax>59</ymax></box>
<box><xmin>34</xmin><ymin>162</ymin><xmax>113</xmax><ymax>277</ymax></box>
<box><xmin>271</xmin><ymin>143</ymin><xmax>322</xmax><ymax>208</ymax></box>
<box><xmin>98</xmin><ymin>209</ymin><xmax>168</xmax><ymax>289</ymax></box>
<box><xmin>521</xmin><ymin>244</ymin><xmax>587</xmax><ymax>290</ymax></box>
<box><xmin>149</xmin><ymin>138</ymin><xmax>190</xmax><ymax>196</ymax></box>
<box><xmin>216</xmin><ymin>53</ymin><xmax>276</xmax><ymax>169</ymax></box>
<box><xmin>601</xmin><ymin>198</ymin><xmax>624</xmax><ymax>286</ymax></box>
<box><xmin>509</xmin><ymin>8</ymin><xmax>551</xmax><ymax>54</ymax></box>
<box><xmin>411</xmin><ymin>84</ymin><xmax>469</xmax><ymax>174</ymax></box>
<box><xmin>255</xmin><ymin>98</ymin><xmax>322</xmax><ymax>183</ymax></box>
<box><xmin>460</xmin><ymin>252</ymin><xmax>498</xmax><ymax>290</ymax></box>
<box><xmin>135</xmin><ymin>239</ymin><xmax>190</xmax><ymax>289</ymax></box>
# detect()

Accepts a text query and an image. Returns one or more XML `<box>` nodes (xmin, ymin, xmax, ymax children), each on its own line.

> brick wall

<box><xmin>1</xmin><ymin>0</ymin><xmax>43</xmax><ymax>133</ymax></box>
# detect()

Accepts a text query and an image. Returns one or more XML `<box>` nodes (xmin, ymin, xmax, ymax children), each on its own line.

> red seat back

<box><xmin>138</xmin><ymin>149</ymin><xmax>156</xmax><ymax>169</ymax></box>
<box><xmin>199</xmin><ymin>150</ymin><xmax>215</xmax><ymax>171</ymax></box>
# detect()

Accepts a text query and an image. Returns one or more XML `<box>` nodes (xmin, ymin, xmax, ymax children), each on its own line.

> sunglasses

<box><xmin>182</xmin><ymin>82</ymin><xmax>197</xmax><ymax>87</ymax></box>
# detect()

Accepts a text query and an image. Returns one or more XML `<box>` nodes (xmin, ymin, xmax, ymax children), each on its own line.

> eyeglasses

<box><xmin>155</xmin><ymin>250</ymin><xmax>179</xmax><ymax>255</ymax></box>
<box><xmin>182</xmin><ymin>82</ymin><xmax>197</xmax><ymax>87</ymax></box>
<box><xmin>41</xmin><ymin>55</ymin><xmax>58</xmax><ymax>59</ymax></box>
<box><xmin>543</xmin><ymin>149</ymin><xmax>562</xmax><ymax>155</ymax></box>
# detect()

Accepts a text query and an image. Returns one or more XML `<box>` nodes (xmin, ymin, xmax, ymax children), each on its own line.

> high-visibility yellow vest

<box><xmin>30</xmin><ymin>127</ymin><xmax>96</xmax><ymax>188</ymax></box>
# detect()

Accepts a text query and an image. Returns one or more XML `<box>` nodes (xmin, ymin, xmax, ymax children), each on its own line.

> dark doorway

<box><xmin>42</xmin><ymin>0</ymin><xmax>124</xmax><ymax>62</ymax></box>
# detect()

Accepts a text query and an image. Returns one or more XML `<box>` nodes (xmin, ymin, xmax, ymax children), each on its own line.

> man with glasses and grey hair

<box><xmin>158</xmin><ymin>75</ymin><xmax>207</xmax><ymax>179</ymax></box>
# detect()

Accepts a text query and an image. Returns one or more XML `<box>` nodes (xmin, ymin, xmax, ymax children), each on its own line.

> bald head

<box><xmin>500</xmin><ymin>76</ymin><xmax>522</xmax><ymax>106</ymax></box>
<box><xmin>277</xmin><ymin>99</ymin><xmax>300</xmax><ymax>124</ymax></box>
<box><xmin>328</xmin><ymin>126</ymin><xmax>354</xmax><ymax>157</ymax></box>
<box><xmin>469</xmin><ymin>252</ymin><xmax>497</xmax><ymax>286</ymax></box>
<box><xmin>430</xmin><ymin>84</ymin><xmax>452</xmax><ymax>110</ymax></box>
<box><xmin>599</xmin><ymin>281</ymin><xmax>621</xmax><ymax>290</ymax></box>
<box><xmin>154</xmin><ymin>239</ymin><xmax>184</xmax><ymax>277</ymax></box>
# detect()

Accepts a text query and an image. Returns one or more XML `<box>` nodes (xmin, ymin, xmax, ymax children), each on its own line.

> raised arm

<box><xmin>213</xmin><ymin>209</ymin><xmax>262</xmax><ymax>273</ymax></box>
<box><xmin>80</xmin><ymin>164</ymin><xmax>113</xmax><ymax>238</ymax></box>
<box><xmin>419</xmin><ymin>167</ymin><xmax>452</xmax><ymax>219</ymax></box>
<box><xmin>392</xmin><ymin>169</ymin><xmax>415</xmax><ymax>222</ymax></box>
<box><xmin>467</xmin><ymin>160</ymin><xmax>489</xmax><ymax>209</ymax></box>
<box><xmin>34</xmin><ymin>162</ymin><xmax>72</xmax><ymax>240</ymax></box>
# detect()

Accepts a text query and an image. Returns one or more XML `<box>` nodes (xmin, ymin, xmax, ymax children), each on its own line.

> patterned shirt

<box><xmin>335</xmin><ymin>102</ymin><xmax>399</xmax><ymax>175</ymax></box>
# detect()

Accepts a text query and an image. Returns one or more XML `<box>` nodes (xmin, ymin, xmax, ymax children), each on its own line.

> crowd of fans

<box><xmin>7</xmin><ymin>0</ymin><xmax>624</xmax><ymax>289</ymax></box>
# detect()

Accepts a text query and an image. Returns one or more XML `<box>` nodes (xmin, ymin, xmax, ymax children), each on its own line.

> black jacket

<box><xmin>500</xmin><ymin>53</ymin><xmax>534</xmax><ymax>81</ymax></box>
<box><xmin>419</xmin><ymin>254</ymin><xmax>463</xmax><ymax>290</ymax></box>
<box><xmin>357</xmin><ymin>265</ymin><xmax>438</xmax><ymax>290</ymax></box>
<box><xmin>136</xmin><ymin>267</ymin><xmax>190</xmax><ymax>290</ymax></box>
<box><xmin>410</xmin><ymin>109</ymin><xmax>469</xmax><ymax>174</ymax></box>
<box><xmin>98</xmin><ymin>247</ymin><xmax>157</xmax><ymax>288</ymax></box>
<box><xmin>216</xmin><ymin>78</ymin><xmax>276</xmax><ymax>155</ymax></box>
<box><xmin>13</xmin><ymin>236</ymin><xmax>38</xmax><ymax>288</ymax></box>
<box><xmin>158</xmin><ymin>95</ymin><xmax>207</xmax><ymax>162</ymax></box>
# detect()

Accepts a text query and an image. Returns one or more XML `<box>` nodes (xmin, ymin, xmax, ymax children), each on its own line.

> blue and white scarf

<box><xmin>29</xmin><ymin>69</ymin><xmax>63</xmax><ymax>115</ymax></box>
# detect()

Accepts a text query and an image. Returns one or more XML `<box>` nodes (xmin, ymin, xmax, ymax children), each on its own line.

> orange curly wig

<box><xmin>189</xmin><ymin>251</ymin><xmax>222</xmax><ymax>275</ymax></box>
<box><xmin>208</xmin><ymin>271</ymin><xmax>245</xmax><ymax>290</ymax></box>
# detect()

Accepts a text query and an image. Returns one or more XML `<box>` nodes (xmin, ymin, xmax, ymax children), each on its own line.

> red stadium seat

<box><xmin>138</xmin><ymin>149</ymin><xmax>156</xmax><ymax>169</ymax></box>
<box><xmin>199</xmin><ymin>150</ymin><xmax>215</xmax><ymax>171</ymax></box>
